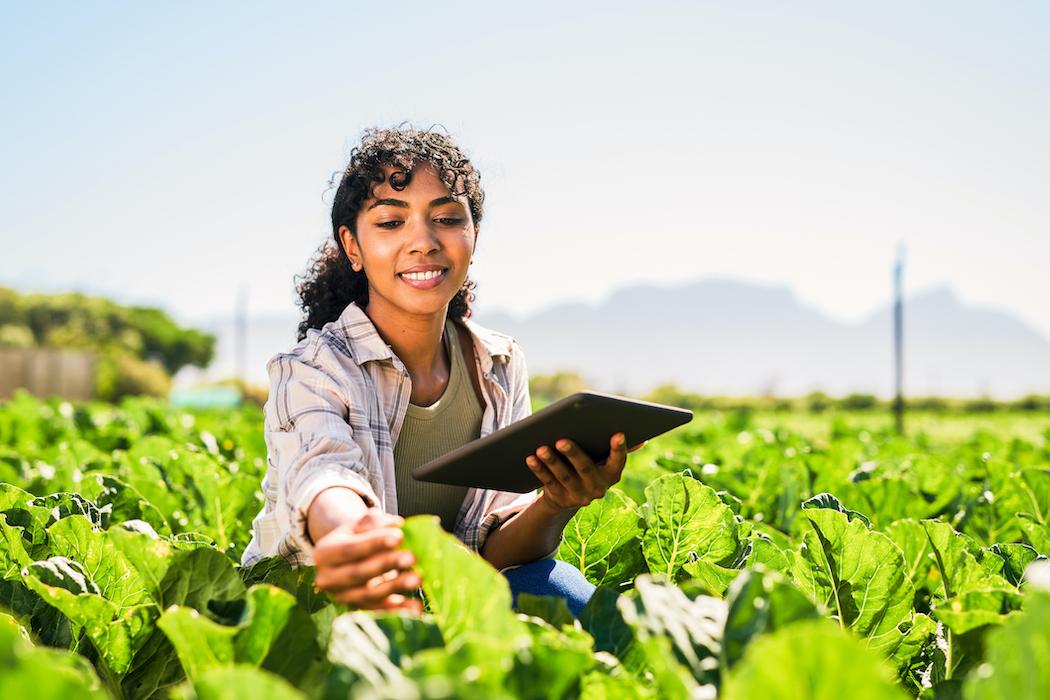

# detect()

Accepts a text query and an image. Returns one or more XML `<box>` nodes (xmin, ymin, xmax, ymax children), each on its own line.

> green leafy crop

<box><xmin>0</xmin><ymin>392</ymin><xmax>1048</xmax><ymax>698</ymax></box>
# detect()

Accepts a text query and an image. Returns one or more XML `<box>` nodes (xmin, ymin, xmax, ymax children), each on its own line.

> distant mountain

<box><xmin>173</xmin><ymin>279</ymin><xmax>1050</xmax><ymax>399</ymax></box>
<box><xmin>473</xmin><ymin>279</ymin><xmax>1050</xmax><ymax>399</ymax></box>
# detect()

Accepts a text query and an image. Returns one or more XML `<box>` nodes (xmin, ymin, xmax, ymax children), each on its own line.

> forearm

<box><xmin>480</xmin><ymin>495</ymin><xmax>578</xmax><ymax>571</ymax></box>
<box><xmin>306</xmin><ymin>486</ymin><xmax>369</xmax><ymax>544</ymax></box>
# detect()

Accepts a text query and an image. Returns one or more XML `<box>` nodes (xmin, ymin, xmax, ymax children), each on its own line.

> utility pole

<box><xmin>893</xmin><ymin>244</ymin><xmax>905</xmax><ymax>435</ymax></box>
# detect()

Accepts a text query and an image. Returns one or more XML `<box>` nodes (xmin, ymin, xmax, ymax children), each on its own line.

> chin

<box><xmin>397</xmin><ymin>295</ymin><xmax>454</xmax><ymax>317</ymax></box>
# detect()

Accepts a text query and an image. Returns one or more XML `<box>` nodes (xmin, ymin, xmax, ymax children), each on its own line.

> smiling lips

<box><xmin>398</xmin><ymin>267</ymin><xmax>448</xmax><ymax>290</ymax></box>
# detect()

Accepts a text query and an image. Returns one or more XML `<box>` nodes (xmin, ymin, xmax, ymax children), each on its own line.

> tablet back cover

<box><xmin>411</xmin><ymin>391</ymin><xmax>692</xmax><ymax>492</ymax></box>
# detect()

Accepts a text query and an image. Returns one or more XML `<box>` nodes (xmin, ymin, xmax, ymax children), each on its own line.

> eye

<box><xmin>376</xmin><ymin>220</ymin><xmax>402</xmax><ymax>229</ymax></box>
<box><xmin>435</xmin><ymin>217</ymin><xmax>464</xmax><ymax>225</ymax></box>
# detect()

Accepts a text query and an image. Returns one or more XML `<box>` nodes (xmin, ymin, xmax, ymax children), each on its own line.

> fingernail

<box><xmin>400</xmin><ymin>553</ymin><xmax>414</xmax><ymax>568</ymax></box>
<box><xmin>386</xmin><ymin>533</ymin><xmax>402</xmax><ymax>547</ymax></box>
<box><xmin>558</xmin><ymin>440</ymin><xmax>570</xmax><ymax>451</ymax></box>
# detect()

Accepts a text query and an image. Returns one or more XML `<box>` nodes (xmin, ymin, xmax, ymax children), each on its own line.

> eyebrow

<box><xmin>367</xmin><ymin>196</ymin><xmax>460</xmax><ymax>211</ymax></box>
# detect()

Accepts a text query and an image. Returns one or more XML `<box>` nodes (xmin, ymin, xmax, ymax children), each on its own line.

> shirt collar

<box><xmin>336</xmin><ymin>301</ymin><xmax>513</xmax><ymax>372</ymax></box>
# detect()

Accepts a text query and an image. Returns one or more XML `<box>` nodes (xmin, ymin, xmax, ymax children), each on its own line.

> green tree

<box><xmin>0</xmin><ymin>286</ymin><xmax>215</xmax><ymax>400</ymax></box>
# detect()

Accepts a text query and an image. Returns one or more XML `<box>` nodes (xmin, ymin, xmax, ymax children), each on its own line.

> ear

<box><xmin>338</xmin><ymin>225</ymin><xmax>359</xmax><ymax>266</ymax></box>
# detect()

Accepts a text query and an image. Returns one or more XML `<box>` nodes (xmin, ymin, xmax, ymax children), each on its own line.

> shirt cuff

<box><xmin>286</xmin><ymin>466</ymin><xmax>380</xmax><ymax>563</ymax></box>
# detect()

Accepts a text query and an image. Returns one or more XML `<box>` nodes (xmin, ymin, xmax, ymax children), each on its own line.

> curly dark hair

<box><xmin>294</xmin><ymin>124</ymin><xmax>485</xmax><ymax>342</ymax></box>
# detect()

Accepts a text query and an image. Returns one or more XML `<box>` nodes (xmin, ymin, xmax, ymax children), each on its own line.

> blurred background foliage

<box><xmin>0</xmin><ymin>286</ymin><xmax>215</xmax><ymax>401</ymax></box>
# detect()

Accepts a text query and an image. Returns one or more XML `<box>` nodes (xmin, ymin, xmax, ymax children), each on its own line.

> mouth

<box><xmin>397</xmin><ymin>267</ymin><xmax>449</xmax><ymax>290</ymax></box>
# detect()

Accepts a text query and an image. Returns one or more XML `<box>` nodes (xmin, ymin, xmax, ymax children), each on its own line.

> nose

<box><xmin>406</xmin><ymin>216</ymin><xmax>441</xmax><ymax>255</ymax></box>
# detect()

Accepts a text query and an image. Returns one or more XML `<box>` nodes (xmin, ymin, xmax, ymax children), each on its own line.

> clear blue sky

<box><xmin>2</xmin><ymin>2</ymin><xmax>1048</xmax><ymax>338</ymax></box>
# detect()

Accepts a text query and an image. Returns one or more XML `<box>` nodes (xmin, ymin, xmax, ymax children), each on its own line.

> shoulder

<box><xmin>264</xmin><ymin>323</ymin><xmax>359</xmax><ymax>390</ymax></box>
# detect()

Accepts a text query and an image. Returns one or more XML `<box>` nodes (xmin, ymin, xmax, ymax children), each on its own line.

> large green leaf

<box><xmin>921</xmin><ymin>520</ymin><xmax>1013</xmax><ymax>600</ymax></box>
<box><xmin>515</xmin><ymin>593</ymin><xmax>576</xmax><ymax>630</ymax></box>
<box><xmin>0</xmin><ymin>577</ymin><xmax>75</xmax><ymax>647</ymax></box>
<box><xmin>30</xmin><ymin>492</ymin><xmax>105</xmax><ymax>528</ymax></box>
<box><xmin>885</xmin><ymin>612</ymin><xmax>936</xmax><ymax>673</ymax></box>
<box><xmin>558</xmin><ymin>488</ymin><xmax>646</xmax><ymax>588</ymax></box>
<box><xmin>840</xmin><ymin>477</ymin><xmax>934</xmax><ymax>528</ymax></box>
<box><xmin>988</xmin><ymin>543</ymin><xmax>1041</xmax><ymax>587</ymax></box>
<box><xmin>157</xmin><ymin>584</ymin><xmax>297</xmax><ymax>680</ymax></box>
<box><xmin>963</xmin><ymin>590</ymin><xmax>1050</xmax><ymax>699</ymax></box>
<box><xmin>1018</xmin><ymin>516</ymin><xmax>1050</xmax><ymax>555</ymax></box>
<box><xmin>885</xmin><ymin>519</ymin><xmax>936</xmax><ymax>594</ymax></box>
<box><xmin>641</xmin><ymin>473</ymin><xmax>738</xmax><ymax>580</ymax></box>
<box><xmin>0</xmin><ymin>612</ymin><xmax>108</xmax><ymax>699</ymax></box>
<box><xmin>791</xmin><ymin>507</ymin><xmax>914</xmax><ymax>653</ymax></box>
<box><xmin>617</xmin><ymin>575</ymin><xmax>725</xmax><ymax>687</ymax></box>
<box><xmin>157</xmin><ymin>547</ymin><xmax>246</xmax><ymax>610</ymax></box>
<box><xmin>21</xmin><ymin>555</ymin><xmax>155</xmax><ymax>676</ymax></box>
<box><xmin>721</xmin><ymin>568</ymin><xmax>820</xmax><ymax>669</ymax></box>
<box><xmin>239</xmin><ymin>555</ymin><xmax>326</xmax><ymax>613</ymax></box>
<box><xmin>578</xmin><ymin>668</ymin><xmax>656</xmax><ymax>699</ymax></box>
<box><xmin>325</xmin><ymin>611</ymin><xmax>418</xmax><ymax>697</ymax></box>
<box><xmin>0</xmin><ymin>483</ymin><xmax>34</xmax><ymax>511</ymax></box>
<box><xmin>920</xmin><ymin>520</ymin><xmax>1019</xmax><ymax>635</ymax></box>
<box><xmin>505</xmin><ymin>616</ymin><xmax>596</xmax><ymax>700</ymax></box>
<box><xmin>18</xmin><ymin>516</ymin><xmax>157</xmax><ymax>676</ymax></box>
<box><xmin>722</xmin><ymin>619</ymin><xmax>909</xmax><ymax>700</ymax></box>
<box><xmin>578</xmin><ymin>577</ymin><xmax>721</xmax><ymax>696</ymax></box>
<box><xmin>91</xmin><ymin>474</ymin><xmax>172</xmax><ymax>536</ymax></box>
<box><xmin>47</xmin><ymin>516</ymin><xmax>152</xmax><ymax>609</ymax></box>
<box><xmin>172</xmin><ymin>665</ymin><xmax>305</xmax><ymax>700</ymax></box>
<box><xmin>401</xmin><ymin>515</ymin><xmax>527</xmax><ymax>647</ymax></box>
<box><xmin>106</xmin><ymin>525</ymin><xmax>175</xmax><ymax>603</ymax></box>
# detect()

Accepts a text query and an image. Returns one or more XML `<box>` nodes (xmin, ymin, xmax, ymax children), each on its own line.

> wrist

<box><xmin>306</xmin><ymin>486</ymin><xmax>368</xmax><ymax>544</ymax></box>
<box><xmin>536</xmin><ymin>491</ymin><xmax>580</xmax><ymax>519</ymax></box>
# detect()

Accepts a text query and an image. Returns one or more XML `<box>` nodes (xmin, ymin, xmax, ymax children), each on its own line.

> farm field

<box><xmin>1</xmin><ymin>388</ymin><xmax>1048</xmax><ymax>699</ymax></box>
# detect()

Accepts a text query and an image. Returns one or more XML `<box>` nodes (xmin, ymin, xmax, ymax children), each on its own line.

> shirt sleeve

<box><xmin>265</xmin><ymin>348</ymin><xmax>382</xmax><ymax>565</ymax></box>
<box><xmin>471</xmin><ymin>338</ymin><xmax>562</xmax><ymax>562</ymax></box>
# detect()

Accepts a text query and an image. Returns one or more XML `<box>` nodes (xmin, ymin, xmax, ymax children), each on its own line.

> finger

<box><xmin>375</xmin><ymin>594</ymin><xmax>424</xmax><ymax>613</ymax></box>
<box><xmin>526</xmin><ymin>455</ymin><xmax>558</xmax><ymax>489</ymax></box>
<box><xmin>335</xmin><ymin>570</ymin><xmax>422</xmax><ymax>608</ymax></box>
<box><xmin>315</xmin><ymin>549</ymin><xmax>416</xmax><ymax>592</ymax></box>
<box><xmin>606</xmin><ymin>433</ymin><xmax>629</xmax><ymax>477</ymax></box>
<box><xmin>314</xmin><ymin>525</ymin><xmax>404</xmax><ymax>568</ymax></box>
<box><xmin>354</xmin><ymin>510</ymin><xmax>404</xmax><ymax>533</ymax></box>
<box><xmin>555</xmin><ymin>438</ymin><xmax>600</xmax><ymax>491</ymax></box>
<box><xmin>537</xmin><ymin>445</ymin><xmax>579</xmax><ymax>486</ymax></box>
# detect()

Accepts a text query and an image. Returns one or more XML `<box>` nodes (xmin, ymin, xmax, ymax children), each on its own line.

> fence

<box><xmin>0</xmin><ymin>348</ymin><xmax>97</xmax><ymax>401</ymax></box>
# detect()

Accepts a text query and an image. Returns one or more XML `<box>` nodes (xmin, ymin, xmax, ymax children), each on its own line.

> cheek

<box><xmin>457</xmin><ymin>228</ymin><xmax>478</xmax><ymax>253</ymax></box>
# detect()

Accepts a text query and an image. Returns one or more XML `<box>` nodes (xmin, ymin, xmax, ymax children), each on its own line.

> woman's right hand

<box><xmin>311</xmin><ymin>508</ymin><xmax>423</xmax><ymax>612</ymax></box>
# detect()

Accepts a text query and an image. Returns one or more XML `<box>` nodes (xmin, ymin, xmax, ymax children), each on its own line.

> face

<box><xmin>339</xmin><ymin>161</ymin><xmax>477</xmax><ymax>319</ymax></box>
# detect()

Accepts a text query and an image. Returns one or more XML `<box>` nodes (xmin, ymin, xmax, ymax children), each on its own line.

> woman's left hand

<box><xmin>526</xmin><ymin>432</ymin><xmax>647</xmax><ymax>511</ymax></box>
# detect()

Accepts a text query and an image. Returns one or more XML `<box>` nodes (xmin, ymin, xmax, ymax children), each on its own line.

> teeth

<box><xmin>401</xmin><ymin>269</ymin><xmax>445</xmax><ymax>281</ymax></box>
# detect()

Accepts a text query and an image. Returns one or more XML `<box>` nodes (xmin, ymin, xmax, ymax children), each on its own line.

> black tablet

<box><xmin>411</xmin><ymin>390</ymin><xmax>693</xmax><ymax>493</ymax></box>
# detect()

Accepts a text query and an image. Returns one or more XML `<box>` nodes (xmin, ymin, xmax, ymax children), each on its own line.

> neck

<box><xmin>363</xmin><ymin>297</ymin><xmax>449</xmax><ymax>380</ymax></box>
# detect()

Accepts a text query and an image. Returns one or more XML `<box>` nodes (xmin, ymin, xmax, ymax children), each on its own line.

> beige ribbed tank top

<box><xmin>393</xmin><ymin>318</ymin><xmax>483</xmax><ymax>532</ymax></box>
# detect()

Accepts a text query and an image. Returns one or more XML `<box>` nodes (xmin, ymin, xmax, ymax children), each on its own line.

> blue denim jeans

<box><xmin>502</xmin><ymin>559</ymin><xmax>596</xmax><ymax>617</ymax></box>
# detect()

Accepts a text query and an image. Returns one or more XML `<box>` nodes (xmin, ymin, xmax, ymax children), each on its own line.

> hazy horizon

<box><xmin>164</xmin><ymin>275</ymin><xmax>1050</xmax><ymax>400</ymax></box>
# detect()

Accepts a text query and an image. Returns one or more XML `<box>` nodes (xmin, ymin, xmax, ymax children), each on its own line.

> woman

<box><xmin>242</xmin><ymin>126</ymin><xmax>643</xmax><ymax>616</ymax></box>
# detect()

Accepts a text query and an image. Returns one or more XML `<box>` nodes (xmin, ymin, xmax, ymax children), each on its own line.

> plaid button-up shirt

<box><xmin>241</xmin><ymin>300</ymin><xmax>554</xmax><ymax>568</ymax></box>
